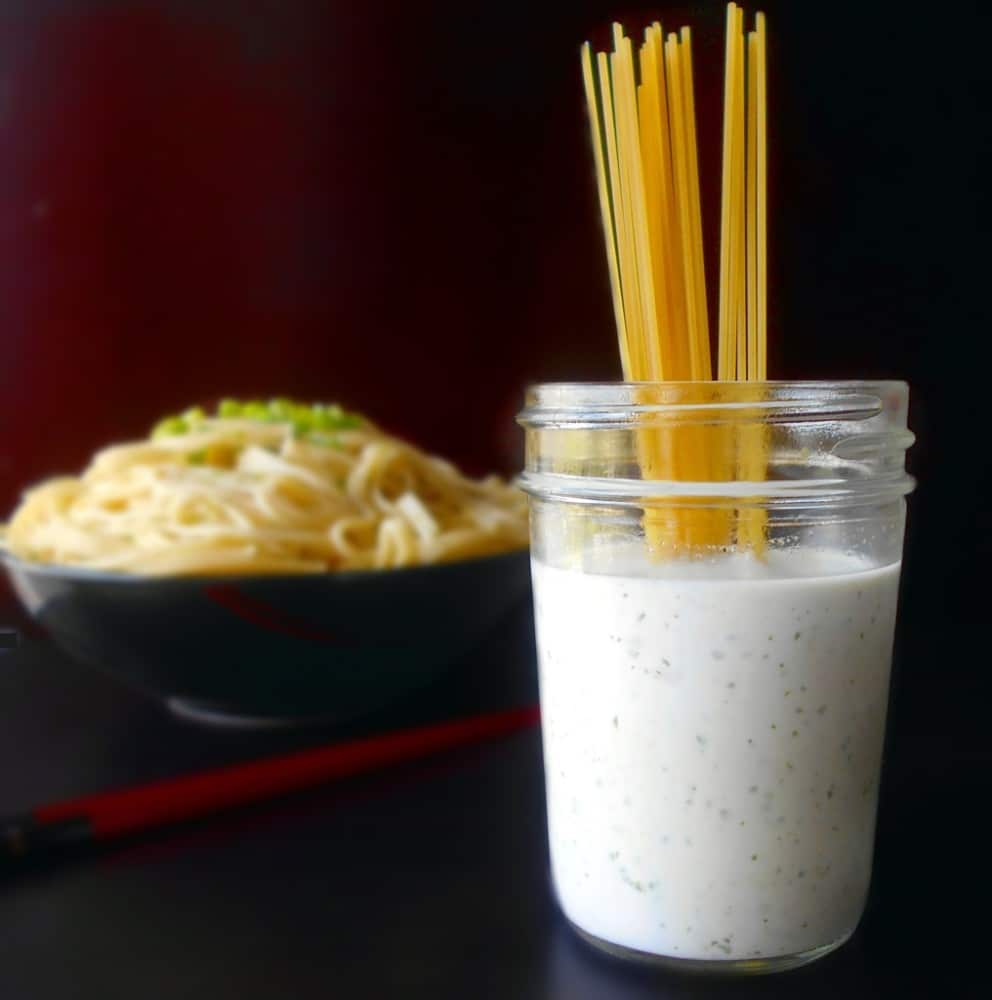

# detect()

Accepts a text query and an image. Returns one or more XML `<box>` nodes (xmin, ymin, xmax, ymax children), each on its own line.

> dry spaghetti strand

<box><xmin>580</xmin><ymin>5</ymin><xmax>769</xmax><ymax>558</ymax></box>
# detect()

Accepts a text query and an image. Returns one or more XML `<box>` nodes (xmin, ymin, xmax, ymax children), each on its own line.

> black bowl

<box><xmin>1</xmin><ymin>550</ymin><xmax>531</xmax><ymax>726</ymax></box>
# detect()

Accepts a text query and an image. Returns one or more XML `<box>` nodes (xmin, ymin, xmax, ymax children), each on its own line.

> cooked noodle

<box><xmin>1</xmin><ymin>407</ymin><xmax>528</xmax><ymax>576</ymax></box>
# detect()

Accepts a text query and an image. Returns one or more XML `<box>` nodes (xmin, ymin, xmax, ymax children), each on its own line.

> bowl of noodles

<box><xmin>0</xmin><ymin>399</ymin><xmax>531</xmax><ymax>725</ymax></box>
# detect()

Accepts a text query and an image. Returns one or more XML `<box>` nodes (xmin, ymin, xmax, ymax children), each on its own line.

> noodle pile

<box><xmin>1</xmin><ymin>400</ymin><xmax>528</xmax><ymax>575</ymax></box>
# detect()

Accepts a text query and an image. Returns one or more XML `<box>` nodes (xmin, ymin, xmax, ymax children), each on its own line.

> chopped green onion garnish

<box><xmin>151</xmin><ymin>416</ymin><xmax>189</xmax><ymax>439</ymax></box>
<box><xmin>151</xmin><ymin>398</ymin><xmax>363</xmax><ymax>443</ymax></box>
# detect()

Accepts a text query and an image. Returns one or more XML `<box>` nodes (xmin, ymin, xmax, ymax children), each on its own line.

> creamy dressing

<box><xmin>532</xmin><ymin>546</ymin><xmax>900</xmax><ymax>962</ymax></box>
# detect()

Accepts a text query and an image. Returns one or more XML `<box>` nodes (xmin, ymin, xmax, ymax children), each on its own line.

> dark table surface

<box><xmin>0</xmin><ymin>594</ymin><xmax>988</xmax><ymax>1000</ymax></box>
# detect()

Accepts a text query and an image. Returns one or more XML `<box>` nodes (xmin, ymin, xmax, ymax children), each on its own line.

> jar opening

<box><xmin>518</xmin><ymin>380</ymin><xmax>914</xmax><ymax>506</ymax></box>
<box><xmin>518</xmin><ymin>380</ymin><xmax>909</xmax><ymax>430</ymax></box>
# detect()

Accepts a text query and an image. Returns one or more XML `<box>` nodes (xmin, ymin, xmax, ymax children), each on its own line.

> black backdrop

<box><xmin>1</xmin><ymin>0</ymin><xmax>990</xmax><ymax>636</ymax></box>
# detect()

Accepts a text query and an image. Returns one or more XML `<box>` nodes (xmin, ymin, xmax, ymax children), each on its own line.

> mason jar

<box><xmin>517</xmin><ymin>381</ymin><xmax>915</xmax><ymax>975</ymax></box>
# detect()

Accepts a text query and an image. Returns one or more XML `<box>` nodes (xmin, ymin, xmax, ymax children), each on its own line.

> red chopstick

<box><xmin>1</xmin><ymin>704</ymin><xmax>540</xmax><ymax>865</ymax></box>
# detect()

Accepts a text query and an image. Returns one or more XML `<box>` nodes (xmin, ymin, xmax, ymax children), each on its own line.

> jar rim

<box><xmin>518</xmin><ymin>380</ymin><xmax>914</xmax><ymax>505</ymax></box>
<box><xmin>518</xmin><ymin>380</ymin><xmax>908</xmax><ymax>429</ymax></box>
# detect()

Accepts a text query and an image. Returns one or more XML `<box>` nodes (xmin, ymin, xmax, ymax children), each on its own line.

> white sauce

<box><xmin>532</xmin><ymin>546</ymin><xmax>900</xmax><ymax>962</ymax></box>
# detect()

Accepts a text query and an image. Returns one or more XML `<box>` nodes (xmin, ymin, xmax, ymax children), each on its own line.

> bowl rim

<box><xmin>0</xmin><ymin>545</ymin><xmax>529</xmax><ymax>588</ymax></box>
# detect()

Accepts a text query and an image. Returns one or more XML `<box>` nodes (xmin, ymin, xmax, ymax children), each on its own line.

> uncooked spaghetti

<box><xmin>581</xmin><ymin>3</ymin><xmax>768</xmax><ymax>554</ymax></box>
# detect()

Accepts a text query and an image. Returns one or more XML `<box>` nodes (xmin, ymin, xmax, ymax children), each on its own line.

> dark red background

<box><xmin>2</xmin><ymin>1</ymin><xmax>989</xmax><ymax>625</ymax></box>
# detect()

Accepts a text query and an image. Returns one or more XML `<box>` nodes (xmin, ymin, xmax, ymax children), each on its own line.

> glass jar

<box><xmin>517</xmin><ymin>382</ymin><xmax>915</xmax><ymax>975</ymax></box>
